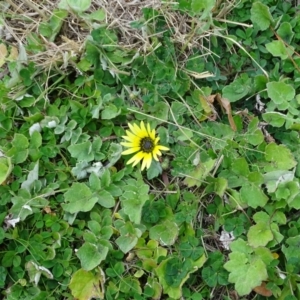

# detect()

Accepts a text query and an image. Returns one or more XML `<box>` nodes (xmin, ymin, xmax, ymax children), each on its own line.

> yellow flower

<box><xmin>121</xmin><ymin>121</ymin><xmax>169</xmax><ymax>170</ymax></box>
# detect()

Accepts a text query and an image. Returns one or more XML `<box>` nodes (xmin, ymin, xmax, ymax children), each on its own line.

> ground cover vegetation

<box><xmin>1</xmin><ymin>0</ymin><xmax>300</xmax><ymax>299</ymax></box>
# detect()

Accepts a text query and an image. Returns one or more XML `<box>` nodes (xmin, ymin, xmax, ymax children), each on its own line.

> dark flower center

<box><xmin>140</xmin><ymin>137</ymin><xmax>154</xmax><ymax>153</ymax></box>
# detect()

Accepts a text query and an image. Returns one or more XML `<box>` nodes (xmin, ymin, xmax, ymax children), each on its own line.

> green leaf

<box><xmin>208</xmin><ymin>177</ymin><xmax>228</xmax><ymax>197</ymax></box>
<box><xmin>253</xmin><ymin>211</ymin><xmax>270</xmax><ymax>224</ymax></box>
<box><xmin>120</xmin><ymin>179</ymin><xmax>149</xmax><ymax>224</ymax></box>
<box><xmin>149</xmin><ymin>219</ymin><xmax>179</xmax><ymax>246</ymax></box>
<box><xmin>39</xmin><ymin>9</ymin><xmax>68</xmax><ymax>42</ymax></box>
<box><xmin>267</xmin><ymin>82</ymin><xmax>295</xmax><ymax>107</ymax></box>
<box><xmin>231</xmin><ymin>158</ymin><xmax>249</xmax><ymax>177</ymax></box>
<box><xmin>183</xmin><ymin>159</ymin><xmax>216</xmax><ymax>187</ymax></box>
<box><xmin>106</xmin><ymin>262</ymin><xmax>124</xmax><ymax>277</ymax></box>
<box><xmin>115</xmin><ymin>222</ymin><xmax>142</xmax><ymax>253</ymax></box>
<box><xmin>247</xmin><ymin>129</ymin><xmax>264</xmax><ymax>146</ymax></box>
<box><xmin>106</xmin><ymin>143</ymin><xmax>122</xmax><ymax>167</ymax></box>
<box><xmin>101</xmin><ymin>104</ymin><xmax>120</xmax><ymax>119</ymax></box>
<box><xmin>97</xmin><ymin>190</ymin><xmax>115</xmax><ymax>208</ymax></box>
<box><xmin>265</xmin><ymin>143</ymin><xmax>297</xmax><ymax>171</ymax></box>
<box><xmin>191</xmin><ymin>0</ymin><xmax>215</xmax><ymax>13</ymax></box>
<box><xmin>21</xmin><ymin>161</ymin><xmax>39</xmax><ymax>191</ymax></box>
<box><xmin>76</xmin><ymin>242</ymin><xmax>108</xmax><ymax>271</ymax></box>
<box><xmin>224</xmin><ymin>252</ymin><xmax>268</xmax><ymax>296</ymax></box>
<box><xmin>250</xmin><ymin>1</ymin><xmax>274</xmax><ymax>31</ymax></box>
<box><xmin>254</xmin><ymin>247</ymin><xmax>274</xmax><ymax>265</ymax></box>
<box><xmin>266</xmin><ymin>40</ymin><xmax>294</xmax><ymax>60</ymax></box>
<box><xmin>25</xmin><ymin>261</ymin><xmax>53</xmax><ymax>285</ymax></box>
<box><xmin>10</xmin><ymin>193</ymin><xmax>48</xmax><ymax>221</ymax></box>
<box><xmin>62</xmin><ymin>183</ymin><xmax>98</xmax><ymax>213</ymax></box>
<box><xmin>0</xmin><ymin>155</ymin><xmax>12</xmax><ymax>185</ymax></box>
<box><xmin>67</xmin><ymin>0</ymin><xmax>91</xmax><ymax>12</ymax></box>
<box><xmin>30</xmin><ymin>131</ymin><xmax>42</xmax><ymax>148</ymax></box>
<box><xmin>277</xmin><ymin>22</ymin><xmax>294</xmax><ymax>44</ymax></box>
<box><xmin>68</xmin><ymin>141</ymin><xmax>95</xmax><ymax>162</ymax></box>
<box><xmin>230</xmin><ymin>238</ymin><xmax>253</xmax><ymax>254</ymax></box>
<box><xmin>8</xmin><ymin>133</ymin><xmax>29</xmax><ymax>164</ymax></box>
<box><xmin>147</xmin><ymin>160</ymin><xmax>162</xmax><ymax>180</ymax></box>
<box><xmin>69</xmin><ymin>269</ymin><xmax>104</xmax><ymax>300</ymax></box>
<box><xmin>89</xmin><ymin>9</ymin><xmax>106</xmax><ymax>21</ymax></box>
<box><xmin>262</xmin><ymin>112</ymin><xmax>287</xmax><ymax>127</ymax></box>
<box><xmin>263</xmin><ymin>170</ymin><xmax>294</xmax><ymax>193</ymax></box>
<box><xmin>240</xmin><ymin>183</ymin><xmax>268</xmax><ymax>208</ymax></box>
<box><xmin>156</xmin><ymin>255</ymin><xmax>206</xmax><ymax>299</ymax></box>
<box><xmin>222</xmin><ymin>74</ymin><xmax>251</xmax><ymax>102</ymax></box>
<box><xmin>247</xmin><ymin>223</ymin><xmax>273</xmax><ymax>248</ymax></box>
<box><xmin>89</xmin><ymin>172</ymin><xmax>101</xmax><ymax>191</ymax></box>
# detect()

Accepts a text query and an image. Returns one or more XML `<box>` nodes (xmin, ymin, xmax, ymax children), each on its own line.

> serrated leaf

<box><xmin>210</xmin><ymin>177</ymin><xmax>228</xmax><ymax>197</ymax></box>
<box><xmin>69</xmin><ymin>269</ymin><xmax>104</xmax><ymax>300</ymax></box>
<box><xmin>10</xmin><ymin>193</ymin><xmax>48</xmax><ymax>221</ymax></box>
<box><xmin>67</xmin><ymin>141</ymin><xmax>94</xmax><ymax>162</ymax></box>
<box><xmin>250</xmin><ymin>2</ymin><xmax>274</xmax><ymax>31</ymax></box>
<box><xmin>224</xmin><ymin>252</ymin><xmax>268</xmax><ymax>296</ymax></box>
<box><xmin>229</xmin><ymin>238</ymin><xmax>253</xmax><ymax>254</ymax></box>
<box><xmin>267</xmin><ymin>82</ymin><xmax>295</xmax><ymax>106</ymax></box>
<box><xmin>106</xmin><ymin>143</ymin><xmax>122</xmax><ymax>167</ymax></box>
<box><xmin>247</xmin><ymin>223</ymin><xmax>273</xmax><ymax>248</ymax></box>
<box><xmin>156</xmin><ymin>256</ymin><xmax>206</xmax><ymax>299</ymax></box>
<box><xmin>97</xmin><ymin>190</ymin><xmax>115</xmax><ymax>208</ymax></box>
<box><xmin>115</xmin><ymin>222</ymin><xmax>141</xmax><ymax>253</ymax></box>
<box><xmin>240</xmin><ymin>183</ymin><xmax>268</xmax><ymax>208</ymax></box>
<box><xmin>76</xmin><ymin>242</ymin><xmax>108</xmax><ymax>271</ymax></box>
<box><xmin>265</xmin><ymin>143</ymin><xmax>297</xmax><ymax>171</ymax></box>
<box><xmin>231</xmin><ymin>157</ymin><xmax>249</xmax><ymax>176</ymax></box>
<box><xmin>8</xmin><ymin>133</ymin><xmax>29</xmax><ymax>164</ymax></box>
<box><xmin>120</xmin><ymin>180</ymin><xmax>149</xmax><ymax>224</ymax></box>
<box><xmin>89</xmin><ymin>172</ymin><xmax>101</xmax><ymax>191</ymax></box>
<box><xmin>149</xmin><ymin>220</ymin><xmax>179</xmax><ymax>246</ymax></box>
<box><xmin>62</xmin><ymin>183</ymin><xmax>98</xmax><ymax>213</ymax></box>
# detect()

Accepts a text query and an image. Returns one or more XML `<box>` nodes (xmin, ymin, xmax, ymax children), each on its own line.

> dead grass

<box><xmin>1</xmin><ymin>0</ymin><xmax>232</xmax><ymax>73</ymax></box>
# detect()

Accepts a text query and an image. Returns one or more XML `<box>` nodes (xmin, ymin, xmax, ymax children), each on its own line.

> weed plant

<box><xmin>1</xmin><ymin>0</ymin><xmax>300</xmax><ymax>299</ymax></box>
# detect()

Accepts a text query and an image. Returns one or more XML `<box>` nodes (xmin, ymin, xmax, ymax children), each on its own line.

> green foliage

<box><xmin>2</xmin><ymin>0</ymin><xmax>300</xmax><ymax>299</ymax></box>
<box><xmin>250</xmin><ymin>1</ymin><xmax>274</xmax><ymax>31</ymax></box>
<box><xmin>69</xmin><ymin>269</ymin><xmax>104</xmax><ymax>300</ymax></box>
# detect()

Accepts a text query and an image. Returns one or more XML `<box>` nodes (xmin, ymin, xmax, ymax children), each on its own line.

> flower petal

<box><xmin>128</xmin><ymin>123</ymin><xmax>136</xmax><ymax>135</ymax></box>
<box><xmin>123</xmin><ymin>130</ymin><xmax>137</xmax><ymax>141</ymax></box>
<box><xmin>122</xmin><ymin>147</ymin><xmax>140</xmax><ymax>155</ymax></box>
<box><xmin>121</xmin><ymin>142</ymin><xmax>140</xmax><ymax>148</ymax></box>
<box><xmin>140</xmin><ymin>121</ymin><xmax>147</xmax><ymax>135</ymax></box>
<box><xmin>156</xmin><ymin>145</ymin><xmax>169</xmax><ymax>151</ymax></box>
<box><xmin>149</xmin><ymin>128</ymin><xmax>156</xmax><ymax>140</ymax></box>
<box><xmin>153</xmin><ymin>147</ymin><xmax>162</xmax><ymax>157</ymax></box>
<box><xmin>153</xmin><ymin>151</ymin><xmax>159</xmax><ymax>161</ymax></box>
<box><xmin>127</xmin><ymin>151</ymin><xmax>146</xmax><ymax>166</ymax></box>
<box><xmin>141</xmin><ymin>153</ymin><xmax>152</xmax><ymax>170</ymax></box>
